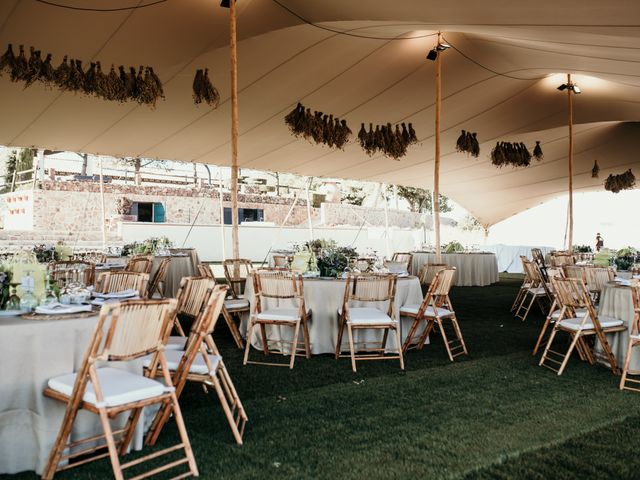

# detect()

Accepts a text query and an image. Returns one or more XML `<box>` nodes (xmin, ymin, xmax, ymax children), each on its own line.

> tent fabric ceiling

<box><xmin>0</xmin><ymin>0</ymin><xmax>639</xmax><ymax>226</ymax></box>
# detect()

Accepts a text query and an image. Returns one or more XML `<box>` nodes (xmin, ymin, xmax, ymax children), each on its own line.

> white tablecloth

<box><xmin>596</xmin><ymin>283</ymin><xmax>637</xmax><ymax>371</ymax></box>
<box><xmin>242</xmin><ymin>276</ymin><xmax>424</xmax><ymax>355</ymax></box>
<box><xmin>0</xmin><ymin>314</ymin><xmax>143</xmax><ymax>475</ymax></box>
<box><xmin>411</xmin><ymin>253</ymin><xmax>499</xmax><ymax>287</ymax></box>
<box><xmin>483</xmin><ymin>244</ymin><xmax>555</xmax><ymax>273</ymax></box>
<box><xmin>151</xmin><ymin>255</ymin><xmax>196</xmax><ymax>298</ymax></box>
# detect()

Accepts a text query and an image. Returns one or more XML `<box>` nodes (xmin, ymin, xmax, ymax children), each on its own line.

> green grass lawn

<box><xmin>6</xmin><ymin>274</ymin><xmax>640</xmax><ymax>479</ymax></box>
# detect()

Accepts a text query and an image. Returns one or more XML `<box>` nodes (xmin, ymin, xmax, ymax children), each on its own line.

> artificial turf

<box><xmin>5</xmin><ymin>274</ymin><xmax>640</xmax><ymax>480</ymax></box>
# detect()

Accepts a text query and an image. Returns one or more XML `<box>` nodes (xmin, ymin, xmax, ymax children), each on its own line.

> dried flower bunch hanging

<box><xmin>284</xmin><ymin>102</ymin><xmax>353</xmax><ymax>149</ymax></box>
<box><xmin>0</xmin><ymin>43</ymin><xmax>164</xmax><ymax>107</ymax></box>
<box><xmin>455</xmin><ymin>130</ymin><xmax>480</xmax><ymax>157</ymax></box>
<box><xmin>490</xmin><ymin>141</ymin><xmax>543</xmax><ymax>168</ymax></box>
<box><xmin>192</xmin><ymin>68</ymin><xmax>220</xmax><ymax>107</ymax></box>
<box><xmin>604</xmin><ymin>169</ymin><xmax>635</xmax><ymax>193</ymax></box>
<box><xmin>591</xmin><ymin>160</ymin><xmax>600</xmax><ymax>178</ymax></box>
<box><xmin>357</xmin><ymin>122</ymin><xmax>417</xmax><ymax>160</ymax></box>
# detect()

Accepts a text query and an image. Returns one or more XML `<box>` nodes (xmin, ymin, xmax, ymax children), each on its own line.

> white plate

<box><xmin>0</xmin><ymin>309</ymin><xmax>28</xmax><ymax>317</ymax></box>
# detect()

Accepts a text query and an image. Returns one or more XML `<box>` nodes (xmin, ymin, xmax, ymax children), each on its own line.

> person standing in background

<box><xmin>596</xmin><ymin>233</ymin><xmax>604</xmax><ymax>252</ymax></box>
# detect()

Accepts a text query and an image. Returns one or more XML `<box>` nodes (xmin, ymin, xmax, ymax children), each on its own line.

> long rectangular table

<box><xmin>410</xmin><ymin>252</ymin><xmax>499</xmax><ymax>287</ymax></box>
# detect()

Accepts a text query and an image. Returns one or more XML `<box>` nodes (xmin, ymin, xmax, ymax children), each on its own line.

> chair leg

<box><xmin>335</xmin><ymin>317</ymin><xmax>346</xmax><ymax>359</ymax></box>
<box><xmin>243</xmin><ymin>320</ymin><xmax>257</xmax><ymax>365</ymax></box>
<box><xmin>533</xmin><ymin>317</ymin><xmax>553</xmax><ymax>356</ymax></box>
<box><xmin>302</xmin><ymin>316</ymin><xmax>311</xmax><ymax>358</ymax></box>
<box><xmin>96</xmin><ymin>405</ymin><xmax>125</xmax><ymax>480</ymax></box>
<box><xmin>417</xmin><ymin>319</ymin><xmax>436</xmax><ymax>349</ymax></box>
<box><xmin>620</xmin><ymin>339</ymin><xmax>636</xmax><ymax>390</ymax></box>
<box><xmin>289</xmin><ymin>321</ymin><xmax>301</xmax><ymax>369</ymax></box>
<box><xmin>259</xmin><ymin>323</ymin><xmax>270</xmax><ymax>355</ymax></box>
<box><xmin>401</xmin><ymin>316</ymin><xmax>421</xmax><ymax>353</ymax></box>
<box><xmin>42</xmin><ymin>400</ymin><xmax>84</xmax><ymax>479</ymax></box>
<box><xmin>437</xmin><ymin>319</ymin><xmax>454</xmax><ymax>362</ymax></box>
<box><xmin>347</xmin><ymin>324</ymin><xmax>357</xmax><ymax>372</ymax></box>
<box><xmin>167</xmin><ymin>390</ymin><xmax>199</xmax><ymax>476</ymax></box>
<box><xmin>394</xmin><ymin>325</ymin><xmax>404</xmax><ymax>370</ymax></box>
<box><xmin>557</xmin><ymin>332</ymin><xmax>582</xmax><ymax>375</ymax></box>
<box><xmin>450</xmin><ymin>315</ymin><xmax>468</xmax><ymax>357</ymax></box>
<box><xmin>222</xmin><ymin>309</ymin><xmax>244</xmax><ymax>349</ymax></box>
<box><xmin>595</xmin><ymin>328</ymin><xmax>620</xmax><ymax>375</ymax></box>
<box><xmin>209</xmin><ymin>366</ymin><xmax>246</xmax><ymax>445</ymax></box>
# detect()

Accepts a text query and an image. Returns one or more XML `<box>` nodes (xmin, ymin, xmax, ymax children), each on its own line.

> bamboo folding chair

<box><xmin>532</xmin><ymin>267</ymin><xmax>589</xmax><ymax>356</ymax></box>
<box><xmin>146</xmin><ymin>282</ymin><xmax>248</xmax><ymax>445</ymax></box>
<box><xmin>563</xmin><ymin>265</ymin><xmax>586</xmax><ymax>281</ymax></box>
<box><xmin>419</xmin><ymin>263</ymin><xmax>449</xmax><ymax>286</ymax></box>
<box><xmin>49</xmin><ymin>260</ymin><xmax>96</xmax><ymax>288</ymax></box>
<box><xmin>197</xmin><ymin>263</ymin><xmax>215</xmax><ymax>279</ymax></box>
<box><xmin>335</xmin><ymin>274</ymin><xmax>403</xmax><ymax>372</ymax></box>
<box><xmin>550</xmin><ymin>252</ymin><xmax>575</xmax><ymax>267</ymax></box>
<box><xmin>400</xmin><ymin>267</ymin><xmax>467</xmax><ymax>361</ymax></box>
<box><xmin>539</xmin><ymin>277</ymin><xmax>624</xmax><ymax>375</ymax></box>
<box><xmin>531</xmin><ymin>248</ymin><xmax>548</xmax><ymax>281</ymax></box>
<box><xmin>95</xmin><ymin>271</ymin><xmax>149</xmax><ymax>298</ymax></box>
<box><xmin>583</xmin><ymin>266</ymin><xmax>615</xmax><ymax>304</ymax></box>
<box><xmin>223</xmin><ymin>259</ymin><xmax>253</xmax><ymax>299</ymax></box>
<box><xmin>514</xmin><ymin>258</ymin><xmax>551</xmax><ymax>321</ymax></box>
<box><xmin>125</xmin><ymin>255</ymin><xmax>154</xmax><ymax>274</ymax></box>
<box><xmin>244</xmin><ymin>270</ymin><xmax>311</xmax><ymax>369</ymax></box>
<box><xmin>391</xmin><ymin>252</ymin><xmax>413</xmax><ymax>273</ymax></box>
<box><xmin>620</xmin><ymin>286</ymin><xmax>640</xmax><ymax>391</ymax></box>
<box><xmin>511</xmin><ymin>256</ymin><xmax>532</xmax><ymax>312</ymax></box>
<box><xmin>42</xmin><ymin>299</ymin><xmax>199</xmax><ymax>480</ymax></box>
<box><xmin>146</xmin><ymin>257</ymin><xmax>171</xmax><ymax>299</ymax></box>
<box><xmin>272</xmin><ymin>254</ymin><xmax>291</xmax><ymax>269</ymax></box>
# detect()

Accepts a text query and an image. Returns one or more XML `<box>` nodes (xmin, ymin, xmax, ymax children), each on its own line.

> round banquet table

<box><xmin>0</xmin><ymin>313</ymin><xmax>143</xmax><ymax>475</ymax></box>
<box><xmin>241</xmin><ymin>276</ymin><xmax>425</xmax><ymax>355</ymax></box>
<box><xmin>410</xmin><ymin>252</ymin><xmax>499</xmax><ymax>287</ymax></box>
<box><xmin>595</xmin><ymin>282</ymin><xmax>638</xmax><ymax>371</ymax></box>
<box><xmin>151</xmin><ymin>255</ymin><xmax>196</xmax><ymax>298</ymax></box>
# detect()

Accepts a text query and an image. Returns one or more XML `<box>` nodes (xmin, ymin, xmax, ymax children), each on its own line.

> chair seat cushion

<box><xmin>527</xmin><ymin>287</ymin><xmax>546</xmax><ymax>296</ymax></box>
<box><xmin>48</xmin><ymin>367</ymin><xmax>166</xmax><ymax>407</ymax></box>
<box><xmin>165</xmin><ymin>336</ymin><xmax>187</xmax><ymax>350</ymax></box>
<box><xmin>225</xmin><ymin>299</ymin><xmax>249</xmax><ymax>310</ymax></box>
<box><xmin>257</xmin><ymin>308</ymin><xmax>308</xmax><ymax>322</ymax></box>
<box><xmin>400</xmin><ymin>304</ymin><xmax>453</xmax><ymax>317</ymax></box>
<box><xmin>551</xmin><ymin>308</ymin><xmax>587</xmax><ymax>319</ymax></box>
<box><xmin>559</xmin><ymin>315</ymin><xmax>624</xmax><ymax>331</ymax></box>
<box><xmin>143</xmin><ymin>349</ymin><xmax>221</xmax><ymax>375</ymax></box>
<box><xmin>346</xmin><ymin>307</ymin><xmax>396</xmax><ymax>325</ymax></box>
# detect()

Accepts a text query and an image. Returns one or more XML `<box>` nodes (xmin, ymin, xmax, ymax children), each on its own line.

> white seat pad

<box><xmin>143</xmin><ymin>349</ymin><xmax>221</xmax><ymax>375</ymax></box>
<box><xmin>346</xmin><ymin>307</ymin><xmax>396</xmax><ymax>325</ymax></box>
<box><xmin>559</xmin><ymin>315</ymin><xmax>624</xmax><ymax>331</ymax></box>
<box><xmin>48</xmin><ymin>367</ymin><xmax>166</xmax><ymax>407</ymax></box>
<box><xmin>527</xmin><ymin>287</ymin><xmax>546</xmax><ymax>296</ymax></box>
<box><xmin>225</xmin><ymin>299</ymin><xmax>249</xmax><ymax>310</ymax></box>
<box><xmin>256</xmin><ymin>308</ymin><xmax>306</xmax><ymax>322</ymax></box>
<box><xmin>400</xmin><ymin>304</ymin><xmax>453</xmax><ymax>317</ymax></box>
<box><xmin>551</xmin><ymin>308</ymin><xmax>587</xmax><ymax>319</ymax></box>
<box><xmin>165</xmin><ymin>336</ymin><xmax>187</xmax><ymax>350</ymax></box>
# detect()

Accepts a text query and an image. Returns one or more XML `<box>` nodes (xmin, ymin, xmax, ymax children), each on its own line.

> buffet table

<box><xmin>483</xmin><ymin>244</ymin><xmax>555</xmax><ymax>273</ymax></box>
<box><xmin>411</xmin><ymin>252</ymin><xmax>499</xmax><ymax>287</ymax></box>
<box><xmin>242</xmin><ymin>276</ymin><xmax>424</xmax><ymax>355</ymax></box>
<box><xmin>0</xmin><ymin>313</ymin><xmax>143</xmax><ymax>475</ymax></box>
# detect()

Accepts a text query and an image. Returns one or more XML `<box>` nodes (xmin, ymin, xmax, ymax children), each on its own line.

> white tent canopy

<box><xmin>0</xmin><ymin>0</ymin><xmax>639</xmax><ymax>226</ymax></box>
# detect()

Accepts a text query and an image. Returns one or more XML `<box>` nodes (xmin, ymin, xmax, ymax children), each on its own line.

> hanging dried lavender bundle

<box><xmin>83</xmin><ymin>62</ymin><xmax>97</xmax><ymax>95</ymax></box>
<box><xmin>148</xmin><ymin>67</ymin><xmax>164</xmax><ymax>100</ymax></box>
<box><xmin>11</xmin><ymin>45</ymin><xmax>28</xmax><ymax>82</ymax></box>
<box><xmin>592</xmin><ymin>160</ymin><xmax>600</xmax><ymax>178</ymax></box>
<box><xmin>533</xmin><ymin>140</ymin><xmax>543</xmax><ymax>161</ymax></box>
<box><xmin>137</xmin><ymin>67</ymin><xmax>156</xmax><ymax>106</ymax></box>
<box><xmin>401</xmin><ymin>123</ymin><xmax>410</xmax><ymax>145</ymax></box>
<box><xmin>470</xmin><ymin>132</ymin><xmax>480</xmax><ymax>157</ymax></box>
<box><xmin>334</xmin><ymin>119</ymin><xmax>351</xmax><ymax>149</ymax></box>
<box><xmin>192</xmin><ymin>68</ymin><xmax>204</xmax><ymax>104</ymax></box>
<box><xmin>94</xmin><ymin>61</ymin><xmax>108</xmax><ymax>98</ymax></box>
<box><xmin>456</xmin><ymin>130</ymin><xmax>468</xmax><ymax>153</ymax></box>
<box><xmin>39</xmin><ymin>53</ymin><xmax>55</xmax><ymax>86</ymax></box>
<box><xmin>408</xmin><ymin>123</ymin><xmax>418</xmax><ymax>144</ymax></box>
<box><xmin>65</xmin><ymin>59</ymin><xmax>86</xmax><ymax>93</ymax></box>
<box><xmin>53</xmin><ymin>55</ymin><xmax>71</xmax><ymax>88</ymax></box>
<box><xmin>124</xmin><ymin>66</ymin><xmax>138</xmax><ymax>100</ymax></box>
<box><xmin>604</xmin><ymin>169</ymin><xmax>635</xmax><ymax>193</ymax></box>
<box><xmin>24</xmin><ymin>47</ymin><xmax>43</xmax><ymax>87</ymax></box>
<box><xmin>203</xmin><ymin>68</ymin><xmax>220</xmax><ymax>106</ymax></box>
<box><xmin>365</xmin><ymin>123</ymin><xmax>375</xmax><ymax>155</ymax></box>
<box><xmin>285</xmin><ymin>102</ymin><xmax>305</xmax><ymax>136</ymax></box>
<box><xmin>0</xmin><ymin>44</ymin><xmax>15</xmax><ymax>75</ymax></box>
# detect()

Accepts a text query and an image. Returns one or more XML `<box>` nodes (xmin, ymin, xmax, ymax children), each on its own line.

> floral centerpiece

<box><xmin>315</xmin><ymin>242</ymin><xmax>359</xmax><ymax>278</ymax></box>
<box><xmin>0</xmin><ymin>266</ymin><xmax>12</xmax><ymax>309</ymax></box>
<box><xmin>121</xmin><ymin>236</ymin><xmax>174</xmax><ymax>256</ymax></box>
<box><xmin>614</xmin><ymin>246</ymin><xmax>639</xmax><ymax>271</ymax></box>
<box><xmin>443</xmin><ymin>241</ymin><xmax>464</xmax><ymax>254</ymax></box>
<box><xmin>573</xmin><ymin>245</ymin><xmax>593</xmax><ymax>253</ymax></box>
<box><xmin>32</xmin><ymin>244</ymin><xmax>59</xmax><ymax>263</ymax></box>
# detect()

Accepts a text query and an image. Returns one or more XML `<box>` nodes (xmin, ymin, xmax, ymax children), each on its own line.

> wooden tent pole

<box><xmin>567</xmin><ymin>73</ymin><xmax>574</xmax><ymax>255</ymax></box>
<box><xmin>218</xmin><ymin>168</ymin><xmax>227</xmax><ymax>261</ymax></box>
<box><xmin>433</xmin><ymin>32</ymin><xmax>443</xmax><ymax>263</ymax></box>
<box><xmin>229</xmin><ymin>0</ymin><xmax>240</xmax><ymax>260</ymax></box>
<box><xmin>305</xmin><ymin>177</ymin><xmax>314</xmax><ymax>241</ymax></box>
<box><xmin>98</xmin><ymin>156</ymin><xmax>107</xmax><ymax>251</ymax></box>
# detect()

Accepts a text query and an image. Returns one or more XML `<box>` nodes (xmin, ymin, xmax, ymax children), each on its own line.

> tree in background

<box><xmin>394</xmin><ymin>185</ymin><xmax>452</xmax><ymax>214</ymax></box>
<box><xmin>342</xmin><ymin>187</ymin><xmax>367</xmax><ymax>206</ymax></box>
<box><xmin>2</xmin><ymin>148</ymin><xmax>35</xmax><ymax>192</ymax></box>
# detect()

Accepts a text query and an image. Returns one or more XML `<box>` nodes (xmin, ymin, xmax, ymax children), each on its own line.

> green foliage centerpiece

<box><xmin>0</xmin><ymin>266</ymin><xmax>12</xmax><ymax>310</ymax></box>
<box><xmin>307</xmin><ymin>239</ymin><xmax>359</xmax><ymax>278</ymax></box>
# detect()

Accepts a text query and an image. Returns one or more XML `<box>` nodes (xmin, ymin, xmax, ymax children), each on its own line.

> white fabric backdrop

<box><xmin>483</xmin><ymin>245</ymin><xmax>555</xmax><ymax>274</ymax></box>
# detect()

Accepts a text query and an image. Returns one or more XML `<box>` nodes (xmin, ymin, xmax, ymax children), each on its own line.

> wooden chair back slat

<box><xmin>125</xmin><ymin>255</ymin><xmax>154</xmax><ymax>274</ymax></box>
<box><xmin>432</xmin><ymin>268</ymin><xmax>456</xmax><ymax>296</ymax></box>
<box><xmin>255</xmin><ymin>270</ymin><xmax>300</xmax><ymax>299</ymax></box>
<box><xmin>175</xmin><ymin>276</ymin><xmax>216</xmax><ymax>318</ymax></box>
<box><xmin>349</xmin><ymin>274</ymin><xmax>396</xmax><ymax>303</ymax></box>
<box><xmin>147</xmin><ymin>257</ymin><xmax>171</xmax><ymax>298</ymax></box>
<box><xmin>583</xmin><ymin>266</ymin><xmax>615</xmax><ymax>293</ymax></box>
<box><xmin>223</xmin><ymin>258</ymin><xmax>253</xmax><ymax>298</ymax></box>
<box><xmin>197</xmin><ymin>263</ymin><xmax>215</xmax><ymax>279</ymax></box>
<box><xmin>391</xmin><ymin>252</ymin><xmax>413</xmax><ymax>272</ymax></box>
<box><xmin>95</xmin><ymin>271</ymin><xmax>149</xmax><ymax>297</ymax></box>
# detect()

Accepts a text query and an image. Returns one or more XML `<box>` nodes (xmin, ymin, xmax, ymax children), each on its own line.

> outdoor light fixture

<box><xmin>557</xmin><ymin>82</ymin><xmax>581</xmax><ymax>94</ymax></box>
<box><xmin>220</xmin><ymin>0</ymin><xmax>235</xmax><ymax>7</ymax></box>
<box><xmin>426</xmin><ymin>42</ymin><xmax>451</xmax><ymax>61</ymax></box>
